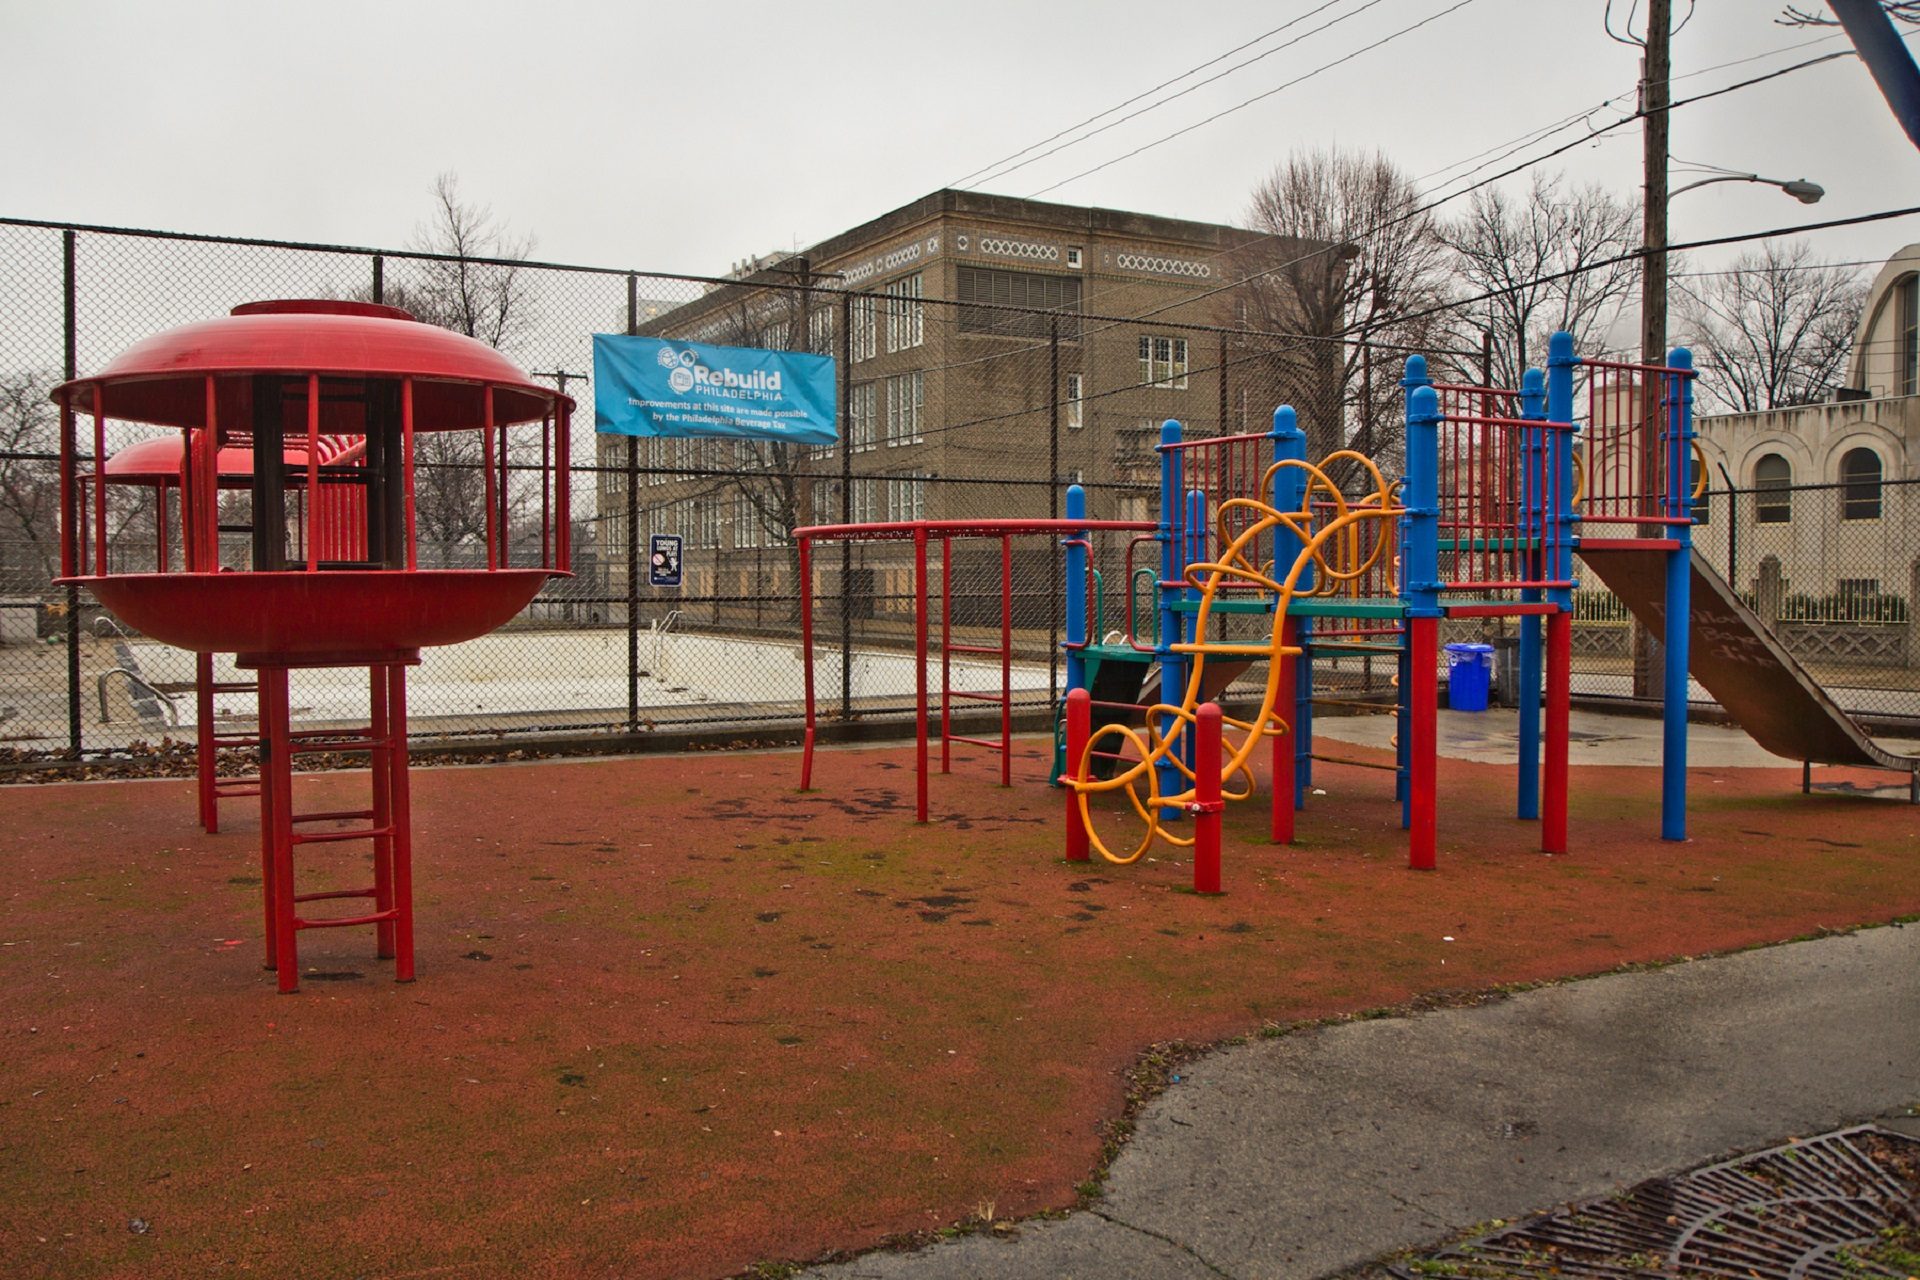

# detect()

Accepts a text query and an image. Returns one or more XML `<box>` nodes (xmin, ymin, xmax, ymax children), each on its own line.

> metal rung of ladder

<box><xmin>294</xmin><ymin>908</ymin><xmax>400</xmax><ymax>931</ymax></box>
<box><xmin>948</xmin><ymin>734</ymin><xmax>1007</xmax><ymax>753</ymax></box>
<box><xmin>948</xmin><ymin>690</ymin><xmax>1005</xmax><ymax>705</ymax></box>
<box><xmin>289</xmin><ymin>824</ymin><xmax>394</xmax><ymax>846</ymax></box>
<box><xmin>288</xmin><ymin>736</ymin><xmax>384</xmax><ymax>754</ymax></box>
<box><xmin>947</xmin><ymin>643</ymin><xmax>1002</xmax><ymax>656</ymax></box>
<box><xmin>292</xmin><ymin>808</ymin><xmax>376</xmax><ymax>824</ymax></box>
<box><xmin>295</xmin><ymin>886</ymin><xmax>377</xmax><ymax>903</ymax></box>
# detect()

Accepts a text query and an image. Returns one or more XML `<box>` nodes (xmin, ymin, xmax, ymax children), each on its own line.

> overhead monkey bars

<box><xmin>795</xmin><ymin>517</ymin><xmax>1153</xmax><ymax>822</ymax></box>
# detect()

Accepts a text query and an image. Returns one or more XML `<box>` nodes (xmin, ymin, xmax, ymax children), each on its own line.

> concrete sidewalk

<box><xmin>800</xmin><ymin>924</ymin><xmax>1920</xmax><ymax>1280</ymax></box>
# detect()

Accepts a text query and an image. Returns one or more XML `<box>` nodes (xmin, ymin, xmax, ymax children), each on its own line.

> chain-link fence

<box><xmin>0</xmin><ymin>218</ymin><xmax>1362</xmax><ymax>765</ymax></box>
<box><xmin>6</xmin><ymin>218</ymin><xmax>1914</xmax><ymax>774</ymax></box>
<box><xmin>1565</xmin><ymin>477</ymin><xmax>1920</xmax><ymax>725</ymax></box>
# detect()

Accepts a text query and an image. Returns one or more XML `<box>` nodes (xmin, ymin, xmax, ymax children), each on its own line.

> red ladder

<box><xmin>254</xmin><ymin>660</ymin><xmax>414</xmax><ymax>994</ymax></box>
<box><xmin>939</xmin><ymin>534</ymin><xmax>1015</xmax><ymax>786</ymax></box>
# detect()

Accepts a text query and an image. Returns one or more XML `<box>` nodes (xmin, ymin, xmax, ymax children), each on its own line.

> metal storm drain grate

<box><xmin>1388</xmin><ymin>1125</ymin><xmax>1920</xmax><ymax>1279</ymax></box>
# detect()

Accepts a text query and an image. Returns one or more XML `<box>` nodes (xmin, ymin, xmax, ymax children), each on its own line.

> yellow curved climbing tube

<box><xmin>1065</xmin><ymin>451</ymin><xmax>1403</xmax><ymax>864</ymax></box>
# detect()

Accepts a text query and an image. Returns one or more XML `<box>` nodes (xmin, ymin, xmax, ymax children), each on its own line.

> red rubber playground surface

<box><xmin>4</xmin><ymin>737</ymin><xmax>1917</xmax><ymax>1278</ymax></box>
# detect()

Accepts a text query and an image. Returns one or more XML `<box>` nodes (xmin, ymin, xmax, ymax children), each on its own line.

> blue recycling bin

<box><xmin>1444</xmin><ymin>642</ymin><xmax>1495</xmax><ymax>712</ymax></box>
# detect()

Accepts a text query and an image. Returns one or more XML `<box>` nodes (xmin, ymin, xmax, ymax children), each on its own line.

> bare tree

<box><xmin>1779</xmin><ymin>2</ymin><xmax>1920</xmax><ymax>25</ymax></box>
<box><xmin>1673</xmin><ymin>240</ymin><xmax>1867</xmax><ymax>413</ymax></box>
<box><xmin>1234</xmin><ymin>148</ymin><xmax>1454</xmax><ymax>465</ymax></box>
<box><xmin>0</xmin><ymin>370</ymin><xmax>61</xmax><ymax>591</ymax></box>
<box><xmin>392</xmin><ymin>174</ymin><xmax>539</xmax><ymax>564</ymax></box>
<box><xmin>1438</xmin><ymin>171</ymin><xmax>1641</xmax><ymax>388</ymax></box>
<box><xmin>403</xmin><ymin>172</ymin><xmax>536</xmax><ymax>351</ymax></box>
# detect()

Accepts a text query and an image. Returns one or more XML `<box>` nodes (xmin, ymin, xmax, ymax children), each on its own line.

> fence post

<box><xmin>626</xmin><ymin>274</ymin><xmax>640</xmax><ymax>735</ymax></box>
<box><xmin>1048</xmin><ymin>317</ymin><xmax>1061</xmax><ymax>707</ymax></box>
<box><xmin>372</xmin><ymin>253</ymin><xmax>384</xmax><ymax>304</ymax></box>
<box><xmin>838</xmin><ymin>291</ymin><xmax>853</xmax><ymax>723</ymax></box>
<box><xmin>63</xmin><ymin>228</ymin><xmax>81</xmax><ymax>756</ymax></box>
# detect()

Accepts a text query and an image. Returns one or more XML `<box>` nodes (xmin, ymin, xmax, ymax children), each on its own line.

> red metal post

<box><xmin>196</xmin><ymin>652</ymin><xmax>217</xmax><ymax>833</ymax></box>
<box><xmin>940</xmin><ymin>535</ymin><xmax>952</xmax><ymax>775</ymax></box>
<box><xmin>305</xmin><ymin>374</ymin><xmax>320</xmax><ymax>571</ymax></box>
<box><xmin>91</xmin><ymin>397</ymin><xmax>107</xmax><ymax>576</ymax></box>
<box><xmin>481</xmin><ymin>387</ymin><xmax>498</xmax><ymax>570</ymax></box>
<box><xmin>497</xmin><ymin>417</ymin><xmax>510</xmax><ymax>567</ymax></box>
<box><xmin>401</xmin><ymin>378</ymin><xmax>417</xmax><ymax>570</ymax></box>
<box><xmin>1408</xmin><ymin>616</ymin><xmax>1438</xmax><ymax>871</ymax></box>
<box><xmin>58</xmin><ymin>401</ymin><xmax>75</xmax><ymax>578</ymax></box>
<box><xmin>798</xmin><ymin>536</ymin><xmax>816</xmax><ymax>790</ymax></box>
<box><xmin>1000</xmin><ymin>533</ymin><xmax>1012</xmax><ymax>786</ymax></box>
<box><xmin>1543</xmin><ymin>609</ymin><xmax>1571</xmax><ymax>854</ymax></box>
<box><xmin>1273</xmin><ymin>615</ymin><xmax>1297</xmax><ymax>844</ymax></box>
<box><xmin>1193</xmin><ymin>701</ymin><xmax>1223</xmax><ymax>894</ymax></box>
<box><xmin>387</xmin><ymin>662</ymin><xmax>415</xmax><ymax>982</ymax></box>
<box><xmin>555</xmin><ymin>401</ymin><xmax>571</xmax><ymax>573</ymax></box>
<box><xmin>1065</xmin><ymin>687</ymin><xmax>1090</xmax><ymax>862</ymax></box>
<box><xmin>370</xmin><ymin>667</ymin><xmax>396</xmax><ymax>959</ymax></box>
<box><xmin>261</xmin><ymin>666</ymin><xmax>300</xmax><ymax>992</ymax></box>
<box><xmin>199</xmin><ymin>378</ymin><xmax>220</xmax><ymax>571</ymax></box>
<box><xmin>914</xmin><ymin>525</ymin><xmax>929</xmax><ymax>823</ymax></box>
<box><xmin>255</xmin><ymin>664</ymin><xmax>277</xmax><ymax>970</ymax></box>
<box><xmin>540</xmin><ymin>409</ymin><xmax>551</xmax><ymax>569</ymax></box>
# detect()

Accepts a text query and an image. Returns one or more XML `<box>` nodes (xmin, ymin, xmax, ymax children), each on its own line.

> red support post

<box><xmin>1543</xmin><ymin>609</ymin><xmax>1571</xmax><ymax>855</ymax></box>
<box><xmin>555</xmin><ymin>401</ymin><xmax>571</xmax><ymax>573</ymax></box>
<box><xmin>540</xmin><ymin>410</ymin><xmax>551</xmax><ymax>569</ymax></box>
<box><xmin>1065</xmin><ymin>687</ymin><xmax>1090</xmax><ymax>863</ymax></box>
<box><xmin>401</xmin><ymin>378</ymin><xmax>417</xmax><ymax>570</ymax></box>
<box><xmin>1408</xmin><ymin>616</ymin><xmax>1438</xmax><ymax>871</ymax></box>
<box><xmin>798</xmin><ymin>536</ymin><xmax>816</xmax><ymax>791</ymax></box>
<box><xmin>940</xmin><ymin>535</ymin><xmax>952</xmax><ymax>775</ymax></box>
<box><xmin>387</xmin><ymin>663</ymin><xmax>415</xmax><ymax>982</ymax></box>
<box><xmin>1273</xmin><ymin>614</ymin><xmax>1297</xmax><ymax>844</ymax></box>
<box><xmin>261</xmin><ymin>666</ymin><xmax>300</xmax><ymax>992</ymax></box>
<box><xmin>305</xmin><ymin>374</ymin><xmax>320</xmax><ymax>571</ymax></box>
<box><xmin>481</xmin><ymin>387</ymin><xmax>498</xmax><ymax>570</ymax></box>
<box><xmin>196</xmin><ymin>652</ymin><xmax>217</xmax><ymax>833</ymax></box>
<box><xmin>1193</xmin><ymin>701</ymin><xmax>1223</xmax><ymax>894</ymax></box>
<box><xmin>1000</xmin><ymin>533</ymin><xmax>1012</xmax><ymax>787</ymax></box>
<box><xmin>370</xmin><ymin>667</ymin><xmax>396</xmax><ymax>959</ymax></box>
<box><xmin>91</xmin><ymin>397</ymin><xmax>107</xmax><ymax>576</ymax></box>
<box><xmin>914</xmin><ymin>525</ymin><xmax>929</xmax><ymax>824</ymax></box>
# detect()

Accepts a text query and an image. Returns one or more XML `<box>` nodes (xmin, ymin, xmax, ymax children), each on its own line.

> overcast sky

<box><xmin>4</xmin><ymin>1</ymin><xmax>1916</xmax><ymax>281</ymax></box>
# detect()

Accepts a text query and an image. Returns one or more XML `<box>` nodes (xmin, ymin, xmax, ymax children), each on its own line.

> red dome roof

<box><xmin>54</xmin><ymin>300</ymin><xmax>568</xmax><ymax>431</ymax></box>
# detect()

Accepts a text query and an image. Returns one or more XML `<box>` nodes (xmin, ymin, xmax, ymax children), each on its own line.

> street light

<box><xmin>1668</xmin><ymin>169</ymin><xmax>1826</xmax><ymax>203</ymax></box>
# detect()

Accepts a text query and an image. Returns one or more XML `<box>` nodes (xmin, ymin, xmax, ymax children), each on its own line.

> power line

<box><xmin>960</xmin><ymin>0</ymin><xmax>1394</xmax><ymax>192</ymax></box>
<box><xmin>902</xmin><ymin>201</ymin><xmax>1920</xmax><ymax>447</ymax></box>
<box><xmin>947</xmin><ymin>0</ymin><xmax>1363</xmax><ymax>190</ymax></box>
<box><xmin>1025</xmin><ymin>0</ymin><xmax>1485</xmax><ymax>200</ymax></box>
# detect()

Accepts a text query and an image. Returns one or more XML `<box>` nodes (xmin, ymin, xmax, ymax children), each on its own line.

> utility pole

<box><xmin>1635</xmin><ymin>0</ymin><xmax>1672</xmax><ymax>701</ymax></box>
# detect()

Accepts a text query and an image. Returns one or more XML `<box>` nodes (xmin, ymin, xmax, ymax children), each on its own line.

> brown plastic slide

<box><xmin>1578</xmin><ymin>544</ymin><xmax>1919</xmax><ymax>786</ymax></box>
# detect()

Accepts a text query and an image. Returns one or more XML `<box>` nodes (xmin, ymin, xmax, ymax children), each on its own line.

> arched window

<box><xmin>1841</xmin><ymin>447</ymin><xmax>1882</xmax><ymax>521</ymax></box>
<box><xmin>1898</xmin><ymin>273</ymin><xmax>1917</xmax><ymax>398</ymax></box>
<box><xmin>1754</xmin><ymin>453</ymin><xmax>1791</xmax><ymax>524</ymax></box>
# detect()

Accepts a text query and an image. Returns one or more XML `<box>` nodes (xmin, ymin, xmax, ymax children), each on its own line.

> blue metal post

<box><xmin>1398</xmin><ymin>357</ymin><xmax>1436</xmax><ymax>822</ymax></box>
<box><xmin>1516</xmin><ymin>367</ymin><xmax>1546</xmax><ymax>821</ymax></box>
<box><xmin>1660</xmin><ymin>348</ymin><xmax>1694</xmax><ymax>841</ymax></box>
<box><xmin>1155</xmin><ymin>420</ymin><xmax>1187</xmax><ymax>816</ymax></box>
<box><xmin>1269</xmin><ymin>406</ymin><xmax>1312</xmax><ymax>805</ymax></box>
<box><xmin>1064</xmin><ymin>483</ymin><xmax>1089</xmax><ymax>695</ymax></box>
<box><xmin>1547</xmin><ymin>334</ymin><xmax>1577</xmax><ymax>613</ymax></box>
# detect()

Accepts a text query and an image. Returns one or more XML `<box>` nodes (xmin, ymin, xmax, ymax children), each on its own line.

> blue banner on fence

<box><xmin>592</xmin><ymin>335</ymin><xmax>837</xmax><ymax>446</ymax></box>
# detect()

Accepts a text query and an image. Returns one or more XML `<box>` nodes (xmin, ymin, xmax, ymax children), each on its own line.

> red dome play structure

<box><xmin>55</xmin><ymin>299</ymin><xmax>574</xmax><ymax>992</ymax></box>
<box><xmin>96</xmin><ymin>429</ymin><xmax>366</xmax><ymax>833</ymax></box>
